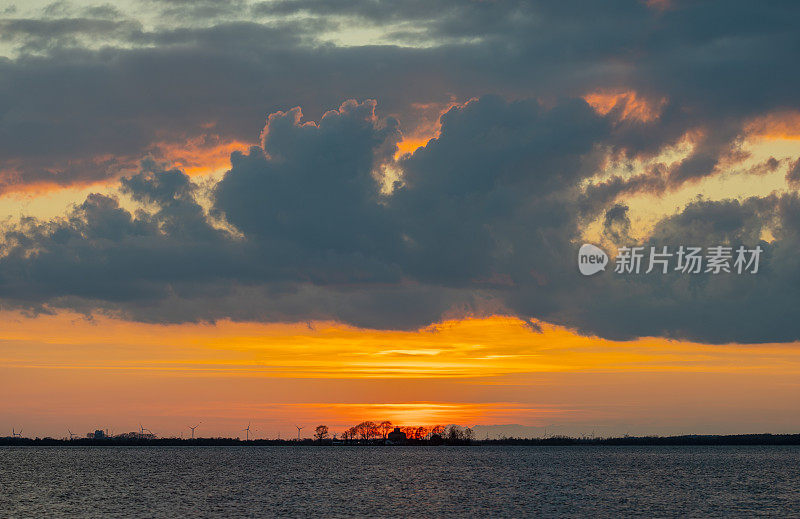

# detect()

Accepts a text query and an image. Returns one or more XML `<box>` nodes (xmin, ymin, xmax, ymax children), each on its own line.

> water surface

<box><xmin>2</xmin><ymin>446</ymin><xmax>798</xmax><ymax>517</ymax></box>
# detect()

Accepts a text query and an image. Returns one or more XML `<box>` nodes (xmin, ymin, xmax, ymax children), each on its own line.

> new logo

<box><xmin>578</xmin><ymin>244</ymin><xmax>608</xmax><ymax>276</ymax></box>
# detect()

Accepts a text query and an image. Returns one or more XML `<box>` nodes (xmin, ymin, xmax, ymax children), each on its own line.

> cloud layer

<box><xmin>1</xmin><ymin>0</ymin><xmax>799</xmax><ymax>192</ymax></box>
<box><xmin>0</xmin><ymin>94</ymin><xmax>796</xmax><ymax>343</ymax></box>
<box><xmin>0</xmin><ymin>1</ymin><xmax>799</xmax><ymax>342</ymax></box>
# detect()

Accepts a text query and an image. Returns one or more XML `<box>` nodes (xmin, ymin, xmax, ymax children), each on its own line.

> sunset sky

<box><xmin>2</xmin><ymin>0</ymin><xmax>800</xmax><ymax>439</ymax></box>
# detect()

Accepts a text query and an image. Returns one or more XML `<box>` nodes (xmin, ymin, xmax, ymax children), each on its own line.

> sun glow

<box><xmin>3</xmin><ymin>311</ymin><xmax>800</xmax><ymax>437</ymax></box>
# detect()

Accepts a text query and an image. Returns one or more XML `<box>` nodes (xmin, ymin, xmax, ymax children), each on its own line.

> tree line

<box><xmin>312</xmin><ymin>421</ymin><xmax>475</xmax><ymax>444</ymax></box>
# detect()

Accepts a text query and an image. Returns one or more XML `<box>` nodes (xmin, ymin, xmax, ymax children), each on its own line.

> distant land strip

<box><xmin>4</xmin><ymin>434</ymin><xmax>800</xmax><ymax>447</ymax></box>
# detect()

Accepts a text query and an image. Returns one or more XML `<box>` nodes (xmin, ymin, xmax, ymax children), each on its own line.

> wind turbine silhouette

<box><xmin>243</xmin><ymin>422</ymin><xmax>252</xmax><ymax>441</ymax></box>
<box><xmin>139</xmin><ymin>423</ymin><xmax>153</xmax><ymax>437</ymax></box>
<box><xmin>188</xmin><ymin>422</ymin><xmax>201</xmax><ymax>439</ymax></box>
<box><xmin>67</xmin><ymin>428</ymin><xmax>77</xmax><ymax>440</ymax></box>
<box><xmin>11</xmin><ymin>427</ymin><xmax>22</xmax><ymax>438</ymax></box>
<box><xmin>295</xmin><ymin>425</ymin><xmax>304</xmax><ymax>441</ymax></box>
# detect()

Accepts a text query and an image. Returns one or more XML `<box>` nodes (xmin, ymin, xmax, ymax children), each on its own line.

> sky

<box><xmin>2</xmin><ymin>0</ymin><xmax>800</xmax><ymax>439</ymax></box>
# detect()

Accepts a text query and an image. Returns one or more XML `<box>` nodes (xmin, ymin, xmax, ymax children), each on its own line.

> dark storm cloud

<box><xmin>1</xmin><ymin>1</ymin><xmax>800</xmax><ymax>342</ymax></box>
<box><xmin>0</xmin><ymin>100</ymin><xmax>466</xmax><ymax>329</ymax></box>
<box><xmin>0</xmin><ymin>169</ymin><xmax>241</xmax><ymax>308</ymax></box>
<box><xmin>214</xmin><ymin>100</ymin><xmax>401</xmax><ymax>261</ymax></box>
<box><xmin>390</xmin><ymin>96</ymin><xmax>609</xmax><ymax>286</ymax></box>
<box><xmin>551</xmin><ymin>195</ymin><xmax>800</xmax><ymax>344</ymax></box>
<box><xmin>0</xmin><ymin>17</ymin><xmax>142</xmax><ymax>53</ymax></box>
<box><xmin>126</xmin><ymin>20</ymin><xmax>336</xmax><ymax>59</ymax></box>
<box><xmin>2</xmin><ymin>0</ymin><xmax>799</xmax><ymax>192</ymax></box>
<box><xmin>252</xmin><ymin>0</ymin><xmax>540</xmax><ymax>42</ymax></box>
<box><xmin>0</xmin><ymin>20</ymin><xmax>332</xmax><ymax>191</ymax></box>
<box><xmin>4</xmin><ymin>93</ymin><xmax>794</xmax><ymax>343</ymax></box>
<box><xmin>3</xmin><ymin>95</ymin><xmax>797</xmax><ymax>342</ymax></box>
<box><xmin>0</xmin><ymin>18</ymin><xmax>140</xmax><ymax>41</ymax></box>
<box><xmin>0</xmin><ymin>96</ymin><xmax>599</xmax><ymax>328</ymax></box>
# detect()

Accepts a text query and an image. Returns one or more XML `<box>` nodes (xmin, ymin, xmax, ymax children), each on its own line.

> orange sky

<box><xmin>3</xmin><ymin>312</ymin><xmax>800</xmax><ymax>439</ymax></box>
<box><xmin>2</xmin><ymin>0</ymin><xmax>800</xmax><ymax>451</ymax></box>
<box><xmin>2</xmin><ymin>96</ymin><xmax>800</xmax><ymax>440</ymax></box>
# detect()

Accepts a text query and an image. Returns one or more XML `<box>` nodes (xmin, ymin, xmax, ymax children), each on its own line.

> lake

<box><xmin>2</xmin><ymin>446</ymin><xmax>798</xmax><ymax>517</ymax></box>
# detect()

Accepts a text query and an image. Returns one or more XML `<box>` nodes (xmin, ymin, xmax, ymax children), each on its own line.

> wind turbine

<box><xmin>295</xmin><ymin>425</ymin><xmax>304</xmax><ymax>441</ymax></box>
<box><xmin>242</xmin><ymin>422</ymin><xmax>252</xmax><ymax>441</ymax></box>
<box><xmin>188</xmin><ymin>422</ymin><xmax>201</xmax><ymax>439</ymax></box>
<box><xmin>67</xmin><ymin>428</ymin><xmax>77</xmax><ymax>440</ymax></box>
<box><xmin>11</xmin><ymin>427</ymin><xmax>22</xmax><ymax>438</ymax></box>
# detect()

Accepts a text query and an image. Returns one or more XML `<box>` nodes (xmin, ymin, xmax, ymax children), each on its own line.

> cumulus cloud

<box><xmin>556</xmin><ymin>195</ymin><xmax>800</xmax><ymax>344</ymax></box>
<box><xmin>1</xmin><ymin>96</ymin><xmax>797</xmax><ymax>343</ymax></box>
<box><xmin>1</xmin><ymin>0</ymin><xmax>799</xmax><ymax>194</ymax></box>
<box><xmin>1</xmin><ymin>0</ymin><xmax>800</xmax><ymax>343</ymax></box>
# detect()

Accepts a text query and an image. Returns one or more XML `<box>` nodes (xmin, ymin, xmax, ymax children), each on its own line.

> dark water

<box><xmin>2</xmin><ymin>446</ymin><xmax>799</xmax><ymax>517</ymax></box>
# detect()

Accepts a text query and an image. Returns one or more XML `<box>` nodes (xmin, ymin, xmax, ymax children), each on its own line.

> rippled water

<box><xmin>2</xmin><ymin>446</ymin><xmax>799</xmax><ymax>517</ymax></box>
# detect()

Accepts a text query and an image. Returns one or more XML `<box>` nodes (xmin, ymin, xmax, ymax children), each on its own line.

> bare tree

<box><xmin>368</xmin><ymin>421</ymin><xmax>380</xmax><ymax>439</ymax></box>
<box><xmin>339</xmin><ymin>420</ymin><xmax>473</xmax><ymax>444</ymax></box>
<box><xmin>463</xmin><ymin>427</ymin><xmax>474</xmax><ymax>442</ymax></box>
<box><xmin>379</xmin><ymin>420</ymin><xmax>393</xmax><ymax>439</ymax></box>
<box><xmin>446</xmin><ymin>425</ymin><xmax>463</xmax><ymax>441</ymax></box>
<box><xmin>314</xmin><ymin>425</ymin><xmax>329</xmax><ymax>442</ymax></box>
<box><xmin>355</xmin><ymin>421</ymin><xmax>378</xmax><ymax>441</ymax></box>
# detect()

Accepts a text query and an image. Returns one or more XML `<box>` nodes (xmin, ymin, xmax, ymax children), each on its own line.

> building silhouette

<box><xmin>386</xmin><ymin>427</ymin><xmax>407</xmax><ymax>445</ymax></box>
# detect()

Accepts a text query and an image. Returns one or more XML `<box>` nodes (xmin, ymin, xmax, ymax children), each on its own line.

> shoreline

<box><xmin>3</xmin><ymin>433</ymin><xmax>800</xmax><ymax>447</ymax></box>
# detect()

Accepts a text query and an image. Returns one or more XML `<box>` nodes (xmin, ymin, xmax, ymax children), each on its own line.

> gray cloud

<box><xmin>148</xmin><ymin>0</ymin><xmax>250</xmax><ymax>20</ymax></box>
<box><xmin>551</xmin><ymin>195</ymin><xmax>797</xmax><ymax>344</ymax></box>
<box><xmin>602</xmin><ymin>204</ymin><xmax>631</xmax><ymax>244</ymax></box>
<box><xmin>2</xmin><ymin>0</ymin><xmax>799</xmax><ymax>194</ymax></box>
<box><xmin>1</xmin><ymin>95</ymin><xmax>795</xmax><ymax>343</ymax></box>
<box><xmin>0</xmin><ymin>1</ymin><xmax>799</xmax><ymax>342</ymax></box>
<box><xmin>787</xmin><ymin>159</ymin><xmax>800</xmax><ymax>187</ymax></box>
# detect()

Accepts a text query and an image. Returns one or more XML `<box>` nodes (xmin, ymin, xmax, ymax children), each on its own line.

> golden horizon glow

<box><xmin>3</xmin><ymin>311</ymin><xmax>800</xmax><ymax>438</ymax></box>
<box><xmin>4</xmin><ymin>312</ymin><xmax>800</xmax><ymax>377</ymax></box>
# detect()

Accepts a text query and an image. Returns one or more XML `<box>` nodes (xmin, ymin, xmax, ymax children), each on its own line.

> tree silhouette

<box><xmin>378</xmin><ymin>420</ymin><xmax>393</xmax><ymax>439</ymax></box>
<box><xmin>314</xmin><ymin>425</ymin><xmax>329</xmax><ymax>442</ymax></box>
<box><xmin>336</xmin><ymin>420</ymin><xmax>474</xmax><ymax>445</ymax></box>
<box><xmin>355</xmin><ymin>421</ymin><xmax>378</xmax><ymax>441</ymax></box>
<box><xmin>464</xmin><ymin>427</ymin><xmax>474</xmax><ymax>441</ymax></box>
<box><xmin>400</xmin><ymin>426</ymin><xmax>417</xmax><ymax>440</ymax></box>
